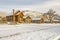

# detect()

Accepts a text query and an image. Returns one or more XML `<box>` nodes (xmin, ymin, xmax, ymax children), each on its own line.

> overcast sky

<box><xmin>0</xmin><ymin>0</ymin><xmax>60</xmax><ymax>14</ymax></box>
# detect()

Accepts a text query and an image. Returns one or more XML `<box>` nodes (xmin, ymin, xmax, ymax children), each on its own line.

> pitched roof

<box><xmin>32</xmin><ymin>18</ymin><xmax>41</xmax><ymax>20</ymax></box>
<box><xmin>14</xmin><ymin>10</ymin><xmax>24</xmax><ymax>16</ymax></box>
<box><xmin>15</xmin><ymin>10</ymin><xmax>20</xmax><ymax>14</ymax></box>
<box><xmin>25</xmin><ymin>16</ymin><xmax>31</xmax><ymax>19</ymax></box>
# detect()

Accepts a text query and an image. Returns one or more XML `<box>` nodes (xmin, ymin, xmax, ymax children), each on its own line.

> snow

<box><xmin>53</xmin><ymin>35</ymin><xmax>60</xmax><ymax>40</ymax></box>
<box><xmin>0</xmin><ymin>24</ymin><xmax>60</xmax><ymax>40</ymax></box>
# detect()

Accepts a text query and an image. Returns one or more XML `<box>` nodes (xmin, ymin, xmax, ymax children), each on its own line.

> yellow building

<box><xmin>6</xmin><ymin>10</ymin><xmax>24</xmax><ymax>23</ymax></box>
<box><xmin>40</xmin><ymin>18</ymin><xmax>44</xmax><ymax>23</ymax></box>
<box><xmin>15</xmin><ymin>10</ymin><xmax>24</xmax><ymax>23</ymax></box>
<box><xmin>25</xmin><ymin>16</ymin><xmax>32</xmax><ymax>23</ymax></box>
<box><xmin>40</xmin><ymin>14</ymin><xmax>48</xmax><ymax>23</ymax></box>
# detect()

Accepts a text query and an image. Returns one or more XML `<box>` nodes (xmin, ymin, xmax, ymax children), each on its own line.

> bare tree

<box><xmin>47</xmin><ymin>9</ymin><xmax>55</xmax><ymax>23</ymax></box>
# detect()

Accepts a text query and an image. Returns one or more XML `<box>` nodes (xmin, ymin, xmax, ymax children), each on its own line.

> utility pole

<box><xmin>13</xmin><ymin>9</ymin><xmax>15</xmax><ymax>23</ymax></box>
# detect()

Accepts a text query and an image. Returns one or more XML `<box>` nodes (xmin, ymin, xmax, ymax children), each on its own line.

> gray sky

<box><xmin>0</xmin><ymin>0</ymin><xmax>47</xmax><ymax>5</ymax></box>
<box><xmin>0</xmin><ymin>0</ymin><xmax>60</xmax><ymax>15</ymax></box>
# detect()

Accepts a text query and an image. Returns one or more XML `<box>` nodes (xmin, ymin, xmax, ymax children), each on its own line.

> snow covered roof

<box><xmin>54</xmin><ymin>15</ymin><xmax>60</xmax><ymax>20</ymax></box>
<box><xmin>23</xmin><ymin>16</ymin><xmax>32</xmax><ymax>18</ymax></box>
<box><xmin>32</xmin><ymin>18</ymin><xmax>41</xmax><ymax>20</ymax></box>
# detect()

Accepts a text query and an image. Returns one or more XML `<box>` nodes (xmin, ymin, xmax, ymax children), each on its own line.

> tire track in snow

<box><xmin>0</xmin><ymin>26</ymin><xmax>58</xmax><ymax>39</ymax></box>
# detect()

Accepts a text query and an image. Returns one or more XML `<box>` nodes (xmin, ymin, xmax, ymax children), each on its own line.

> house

<box><xmin>6</xmin><ymin>10</ymin><xmax>24</xmax><ymax>23</ymax></box>
<box><xmin>2</xmin><ymin>17</ymin><xmax>7</xmax><ymax>23</ymax></box>
<box><xmin>53</xmin><ymin>15</ymin><xmax>60</xmax><ymax>23</ymax></box>
<box><xmin>31</xmin><ymin>18</ymin><xmax>44</xmax><ymax>23</ymax></box>
<box><xmin>31</xmin><ymin>18</ymin><xmax>41</xmax><ymax>23</ymax></box>
<box><xmin>24</xmin><ymin>16</ymin><xmax>32</xmax><ymax>23</ymax></box>
<box><xmin>40</xmin><ymin>18</ymin><xmax>44</xmax><ymax>23</ymax></box>
<box><xmin>6</xmin><ymin>15</ymin><xmax>13</xmax><ymax>22</ymax></box>
<box><xmin>15</xmin><ymin>10</ymin><xmax>24</xmax><ymax>23</ymax></box>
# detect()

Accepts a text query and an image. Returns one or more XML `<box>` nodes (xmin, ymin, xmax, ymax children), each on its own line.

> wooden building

<box><xmin>6</xmin><ymin>10</ymin><xmax>24</xmax><ymax>23</ymax></box>
<box><xmin>24</xmin><ymin>16</ymin><xmax>32</xmax><ymax>23</ymax></box>
<box><xmin>6</xmin><ymin>15</ymin><xmax>13</xmax><ymax>22</ymax></box>
<box><xmin>40</xmin><ymin>18</ymin><xmax>44</xmax><ymax>23</ymax></box>
<box><xmin>15</xmin><ymin>11</ymin><xmax>24</xmax><ymax>23</ymax></box>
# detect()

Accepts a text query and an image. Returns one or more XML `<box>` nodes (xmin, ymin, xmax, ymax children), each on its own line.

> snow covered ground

<box><xmin>0</xmin><ymin>24</ymin><xmax>60</xmax><ymax>40</ymax></box>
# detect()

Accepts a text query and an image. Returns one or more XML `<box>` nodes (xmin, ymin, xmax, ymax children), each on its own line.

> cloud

<box><xmin>0</xmin><ymin>0</ymin><xmax>60</xmax><ymax>15</ymax></box>
<box><xmin>0</xmin><ymin>0</ymin><xmax>46</xmax><ymax>5</ymax></box>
